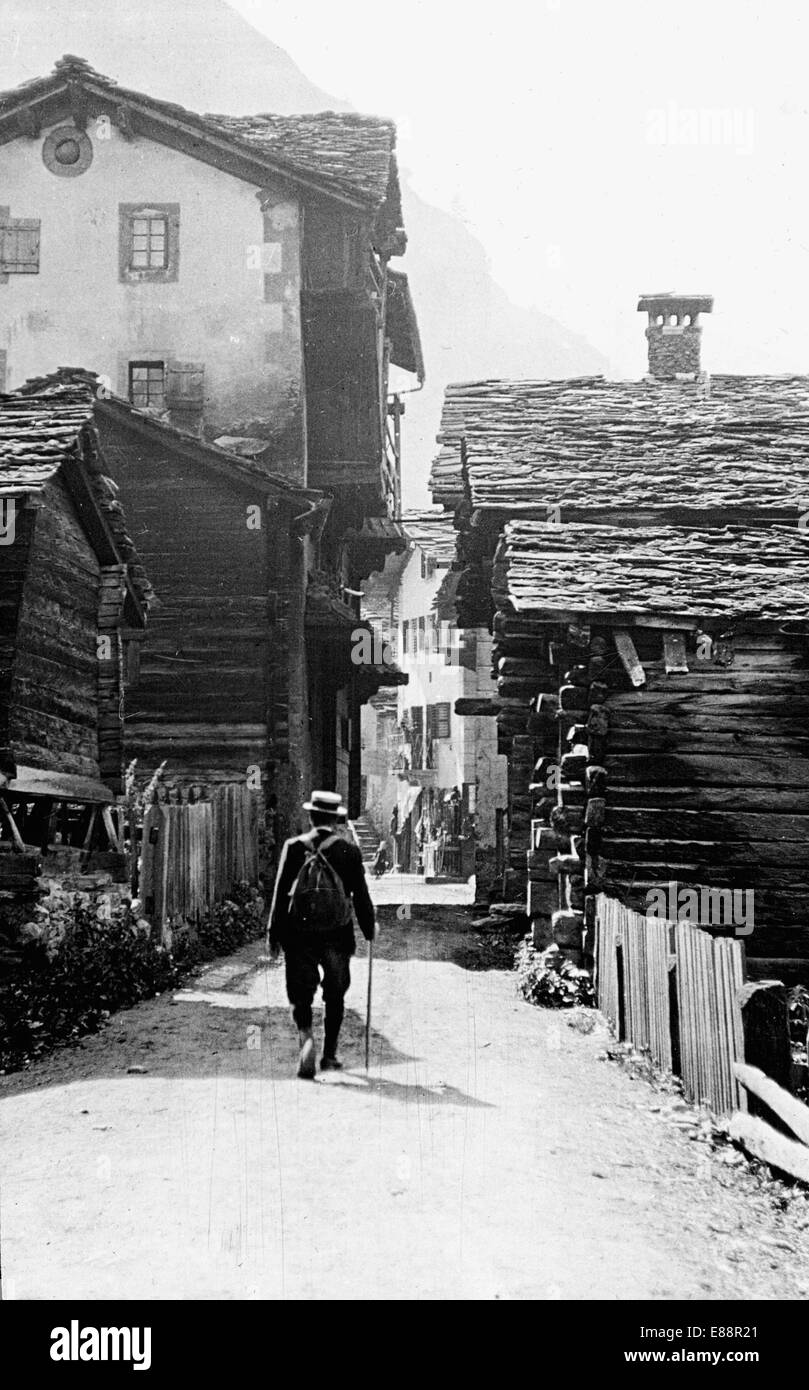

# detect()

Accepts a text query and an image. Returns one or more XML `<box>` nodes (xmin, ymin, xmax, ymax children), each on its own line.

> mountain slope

<box><xmin>0</xmin><ymin>0</ymin><xmax>607</xmax><ymax>500</ymax></box>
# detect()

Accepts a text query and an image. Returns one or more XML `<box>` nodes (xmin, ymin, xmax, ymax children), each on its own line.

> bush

<box><xmin>0</xmin><ymin>883</ymin><xmax>266</xmax><ymax>1072</ymax></box>
<box><xmin>171</xmin><ymin>884</ymin><xmax>266</xmax><ymax>967</ymax></box>
<box><xmin>515</xmin><ymin>937</ymin><xmax>595</xmax><ymax>1009</ymax></box>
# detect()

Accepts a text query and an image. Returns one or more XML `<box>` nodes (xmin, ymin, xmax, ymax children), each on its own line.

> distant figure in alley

<box><xmin>268</xmin><ymin>790</ymin><xmax>378</xmax><ymax>1078</ymax></box>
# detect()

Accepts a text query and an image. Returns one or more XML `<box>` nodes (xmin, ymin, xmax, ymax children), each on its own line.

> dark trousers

<box><xmin>284</xmin><ymin>938</ymin><xmax>351</xmax><ymax>1056</ymax></box>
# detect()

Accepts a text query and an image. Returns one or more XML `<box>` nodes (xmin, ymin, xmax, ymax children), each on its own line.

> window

<box><xmin>130</xmin><ymin>214</ymin><xmax>168</xmax><ymax>270</ymax></box>
<box><xmin>119</xmin><ymin>204</ymin><xmax>179</xmax><ymax>283</ymax></box>
<box><xmin>129</xmin><ymin>361</ymin><xmax>166</xmax><ymax>411</ymax></box>
<box><xmin>439</xmin><ymin>621</ymin><xmax>456</xmax><ymax>664</ymax></box>
<box><xmin>435</xmin><ymin>702</ymin><xmax>451</xmax><ymax>739</ymax></box>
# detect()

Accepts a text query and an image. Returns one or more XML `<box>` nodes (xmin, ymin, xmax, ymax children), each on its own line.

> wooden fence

<box><xmin>595</xmin><ymin>893</ymin><xmax>747</xmax><ymax>1116</ymax></box>
<box><xmin>139</xmin><ymin>784</ymin><xmax>259</xmax><ymax>927</ymax></box>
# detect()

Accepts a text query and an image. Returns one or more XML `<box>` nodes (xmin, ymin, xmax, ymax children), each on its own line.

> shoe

<box><xmin>320</xmin><ymin>1055</ymin><xmax>343</xmax><ymax>1072</ymax></box>
<box><xmin>297</xmin><ymin>1032</ymin><xmax>316</xmax><ymax>1080</ymax></box>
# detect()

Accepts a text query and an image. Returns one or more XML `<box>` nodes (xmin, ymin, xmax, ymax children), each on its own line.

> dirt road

<box><xmin>2</xmin><ymin>915</ymin><xmax>808</xmax><ymax>1300</ymax></box>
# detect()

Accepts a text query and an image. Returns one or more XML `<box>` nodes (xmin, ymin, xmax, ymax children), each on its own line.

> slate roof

<box><xmin>18</xmin><ymin>368</ymin><xmax>322</xmax><ymax>501</ymax></box>
<box><xmin>0</xmin><ymin>385</ymin><xmax>152</xmax><ymax>613</ymax></box>
<box><xmin>0</xmin><ymin>388</ymin><xmax>94</xmax><ymax>490</ymax></box>
<box><xmin>401</xmin><ymin>509</ymin><xmax>458</xmax><ymax>565</ymax></box>
<box><xmin>496</xmin><ymin>520</ymin><xmax>809</xmax><ymax>622</ymax></box>
<box><xmin>431</xmin><ymin>374</ymin><xmax>809</xmax><ymax>520</ymax></box>
<box><xmin>0</xmin><ymin>55</ymin><xmax>402</xmax><ymax>217</ymax></box>
<box><xmin>208</xmin><ymin>110</ymin><xmax>398</xmax><ymax>211</ymax></box>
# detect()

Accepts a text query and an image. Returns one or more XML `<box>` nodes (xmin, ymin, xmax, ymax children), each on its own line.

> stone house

<box><xmin>0</xmin><ymin>55</ymin><xmax>423</xmax><ymax>859</ymax></box>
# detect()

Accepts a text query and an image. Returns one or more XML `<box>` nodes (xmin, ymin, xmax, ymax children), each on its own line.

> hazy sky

<box><xmin>232</xmin><ymin>0</ymin><xmax>809</xmax><ymax>379</ymax></box>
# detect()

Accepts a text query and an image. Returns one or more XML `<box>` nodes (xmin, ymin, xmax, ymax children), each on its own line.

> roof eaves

<box><xmin>0</xmin><ymin>60</ymin><xmax>387</xmax><ymax>213</ymax></box>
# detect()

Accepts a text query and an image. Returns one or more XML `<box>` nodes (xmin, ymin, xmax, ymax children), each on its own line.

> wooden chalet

<box><xmin>12</xmin><ymin>373</ymin><xmax>406</xmax><ymax>869</ymax></box>
<box><xmin>431</xmin><ymin>298</ymin><xmax>809</xmax><ymax>982</ymax></box>
<box><xmin>494</xmin><ymin>521</ymin><xmax>809</xmax><ymax>983</ymax></box>
<box><xmin>0</xmin><ymin>385</ymin><xmax>149</xmax><ymax>894</ymax></box>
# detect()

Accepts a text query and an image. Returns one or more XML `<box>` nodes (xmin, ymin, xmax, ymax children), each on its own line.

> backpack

<box><xmin>287</xmin><ymin>833</ymin><xmax>352</xmax><ymax>933</ymax></box>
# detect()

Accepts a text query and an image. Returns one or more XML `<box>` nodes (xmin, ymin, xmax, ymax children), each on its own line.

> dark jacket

<box><xmin>268</xmin><ymin>825</ymin><xmax>376</xmax><ymax>954</ymax></box>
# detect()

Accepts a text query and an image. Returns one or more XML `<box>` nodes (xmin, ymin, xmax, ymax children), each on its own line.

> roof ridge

<box><xmin>0</xmin><ymin>56</ymin><xmax>399</xmax><ymax>211</ymax></box>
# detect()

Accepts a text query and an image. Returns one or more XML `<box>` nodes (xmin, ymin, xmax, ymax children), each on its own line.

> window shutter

<box><xmin>0</xmin><ymin>219</ymin><xmax>40</xmax><ymax>273</ymax></box>
<box><xmin>165</xmin><ymin>361</ymin><xmax>205</xmax><ymax>415</ymax></box>
<box><xmin>435</xmin><ymin>702</ymin><xmax>451</xmax><ymax>739</ymax></box>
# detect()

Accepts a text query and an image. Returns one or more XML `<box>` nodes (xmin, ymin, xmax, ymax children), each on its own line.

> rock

<box><xmin>126</xmin><ymin>1065</ymin><xmax>148</xmax><ymax>1075</ymax></box>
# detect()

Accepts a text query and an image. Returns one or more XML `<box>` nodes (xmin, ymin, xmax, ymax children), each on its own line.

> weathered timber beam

<box><xmin>728</xmin><ymin>1112</ymin><xmax>809</xmax><ymax>1183</ymax></box>
<box><xmin>0</xmin><ymin>796</ymin><xmax>26</xmax><ymax>851</ymax></box>
<box><xmin>734</xmin><ymin>1063</ymin><xmax>809</xmax><ymax>1145</ymax></box>
<box><xmin>455</xmin><ymin>698</ymin><xmax>499</xmax><ymax>717</ymax></box>
<box><xmin>613</xmin><ymin>630</ymin><xmax>646</xmax><ymax>688</ymax></box>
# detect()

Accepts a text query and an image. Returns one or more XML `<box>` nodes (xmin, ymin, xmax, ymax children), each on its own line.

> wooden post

<box><xmin>737</xmin><ymin>981</ymin><xmax>791</xmax><ymax>1113</ymax></box>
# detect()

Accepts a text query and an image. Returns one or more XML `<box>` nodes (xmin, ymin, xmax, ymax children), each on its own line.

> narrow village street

<box><xmin>2</xmin><ymin>909</ymin><xmax>808</xmax><ymax>1302</ymax></box>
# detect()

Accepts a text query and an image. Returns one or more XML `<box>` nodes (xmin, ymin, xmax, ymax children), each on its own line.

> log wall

<box><xmin>600</xmin><ymin>627</ymin><xmax>809</xmax><ymax>982</ymax></box>
<box><xmin>8</xmin><ymin>477</ymin><xmax>101</xmax><ymax>779</ymax></box>
<box><xmin>0</xmin><ymin>500</ymin><xmax>34</xmax><ymax>763</ymax></box>
<box><xmin>491</xmin><ymin>608</ymin><xmax>809</xmax><ymax>983</ymax></box>
<box><xmin>99</xmin><ymin>426</ymin><xmax>273</xmax><ymax>787</ymax></box>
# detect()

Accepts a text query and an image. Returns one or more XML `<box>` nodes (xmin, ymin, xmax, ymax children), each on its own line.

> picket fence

<box><xmin>595</xmin><ymin>893</ymin><xmax>747</xmax><ymax>1116</ymax></box>
<box><xmin>139</xmin><ymin>783</ymin><xmax>259</xmax><ymax>925</ymax></box>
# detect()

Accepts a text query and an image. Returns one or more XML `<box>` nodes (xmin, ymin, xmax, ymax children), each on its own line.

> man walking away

<box><xmin>267</xmin><ymin>790</ymin><xmax>378</xmax><ymax>1079</ymax></box>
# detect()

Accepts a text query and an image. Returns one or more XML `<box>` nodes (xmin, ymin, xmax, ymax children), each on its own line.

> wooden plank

<box><xmin>604</xmin><ymin>807</ymin><xmax>809</xmax><ymax>841</ymax></box>
<box><xmin>0</xmin><ymin>795</ymin><xmax>26</xmax><ymax>851</ymax></box>
<box><xmin>602</xmin><ymin>837</ymin><xmax>809</xmax><ymax>870</ymax></box>
<box><xmin>613</xmin><ymin>630</ymin><xmax>646</xmax><ymax>688</ymax></box>
<box><xmin>734</xmin><ymin>1063</ymin><xmax>809</xmax><ymax>1146</ymax></box>
<box><xmin>606</xmin><ymin>753</ymin><xmax>809</xmax><ymax>788</ymax></box>
<box><xmin>663</xmin><ymin>631</ymin><xmax>689</xmax><ymax>674</ymax></box>
<box><xmin>728</xmin><ymin>1111</ymin><xmax>809</xmax><ymax>1184</ymax></box>
<box><xmin>101</xmin><ymin>805</ymin><xmax>123</xmax><ymax>853</ymax></box>
<box><xmin>7</xmin><ymin>765</ymin><xmax>114</xmax><ymax>803</ymax></box>
<box><xmin>81</xmin><ymin>806</ymin><xmax>99</xmax><ymax>851</ymax></box>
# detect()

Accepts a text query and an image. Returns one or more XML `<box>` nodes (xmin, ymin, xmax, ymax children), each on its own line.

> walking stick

<box><xmin>365</xmin><ymin>937</ymin><xmax>374</xmax><ymax>1072</ymax></box>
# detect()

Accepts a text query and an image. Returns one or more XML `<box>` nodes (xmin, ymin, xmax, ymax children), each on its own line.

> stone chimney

<box><xmin>637</xmin><ymin>293</ymin><xmax>713</xmax><ymax>380</ymax></box>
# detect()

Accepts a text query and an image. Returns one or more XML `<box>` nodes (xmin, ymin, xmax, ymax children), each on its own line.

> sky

<box><xmin>231</xmin><ymin>0</ymin><xmax>809</xmax><ymax>380</ymax></box>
